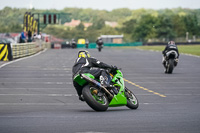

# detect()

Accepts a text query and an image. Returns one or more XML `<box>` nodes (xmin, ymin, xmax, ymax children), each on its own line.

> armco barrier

<box><xmin>77</xmin><ymin>42</ymin><xmax>143</xmax><ymax>49</ymax></box>
<box><xmin>0</xmin><ymin>42</ymin><xmax>50</xmax><ymax>61</ymax></box>
<box><xmin>12</xmin><ymin>42</ymin><xmax>50</xmax><ymax>59</ymax></box>
<box><xmin>0</xmin><ymin>43</ymin><xmax>12</xmax><ymax>61</ymax></box>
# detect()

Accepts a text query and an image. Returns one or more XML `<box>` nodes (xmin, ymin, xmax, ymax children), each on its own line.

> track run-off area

<box><xmin>0</xmin><ymin>48</ymin><xmax>200</xmax><ymax>133</ymax></box>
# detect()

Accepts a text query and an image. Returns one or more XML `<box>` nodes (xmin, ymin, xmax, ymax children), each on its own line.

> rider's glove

<box><xmin>111</xmin><ymin>65</ymin><xmax>118</xmax><ymax>71</ymax></box>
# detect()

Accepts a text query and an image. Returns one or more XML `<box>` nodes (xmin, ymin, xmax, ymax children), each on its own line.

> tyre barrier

<box><xmin>0</xmin><ymin>42</ymin><xmax>50</xmax><ymax>61</ymax></box>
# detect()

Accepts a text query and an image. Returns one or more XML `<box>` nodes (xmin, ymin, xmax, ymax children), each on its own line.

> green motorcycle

<box><xmin>73</xmin><ymin>69</ymin><xmax>139</xmax><ymax>111</ymax></box>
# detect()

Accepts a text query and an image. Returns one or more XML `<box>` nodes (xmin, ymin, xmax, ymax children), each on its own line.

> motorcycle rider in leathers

<box><xmin>72</xmin><ymin>50</ymin><xmax>117</xmax><ymax>101</ymax></box>
<box><xmin>96</xmin><ymin>37</ymin><xmax>103</xmax><ymax>48</ymax></box>
<box><xmin>162</xmin><ymin>41</ymin><xmax>180</xmax><ymax>69</ymax></box>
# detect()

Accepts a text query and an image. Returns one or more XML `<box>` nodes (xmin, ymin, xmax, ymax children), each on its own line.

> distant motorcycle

<box><xmin>164</xmin><ymin>50</ymin><xmax>178</xmax><ymax>74</ymax></box>
<box><xmin>96</xmin><ymin>40</ymin><xmax>103</xmax><ymax>52</ymax></box>
<box><xmin>85</xmin><ymin>43</ymin><xmax>89</xmax><ymax>49</ymax></box>
<box><xmin>97</xmin><ymin>44</ymin><xmax>103</xmax><ymax>52</ymax></box>
<box><xmin>85</xmin><ymin>40</ymin><xmax>89</xmax><ymax>49</ymax></box>
<box><xmin>71</xmin><ymin>43</ymin><xmax>76</xmax><ymax>49</ymax></box>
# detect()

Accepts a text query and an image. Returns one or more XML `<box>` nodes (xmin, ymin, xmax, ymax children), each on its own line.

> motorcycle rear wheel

<box><xmin>125</xmin><ymin>87</ymin><xmax>139</xmax><ymax>109</ymax></box>
<box><xmin>167</xmin><ymin>59</ymin><xmax>174</xmax><ymax>74</ymax></box>
<box><xmin>82</xmin><ymin>85</ymin><xmax>109</xmax><ymax>111</ymax></box>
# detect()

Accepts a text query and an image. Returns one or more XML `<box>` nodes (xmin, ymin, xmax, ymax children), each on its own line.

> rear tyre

<box><xmin>125</xmin><ymin>87</ymin><xmax>139</xmax><ymax>109</ymax></box>
<box><xmin>82</xmin><ymin>85</ymin><xmax>109</xmax><ymax>111</ymax></box>
<box><xmin>167</xmin><ymin>59</ymin><xmax>174</xmax><ymax>74</ymax></box>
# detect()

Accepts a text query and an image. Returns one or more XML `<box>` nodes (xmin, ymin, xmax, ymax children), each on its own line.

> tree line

<box><xmin>0</xmin><ymin>7</ymin><xmax>200</xmax><ymax>42</ymax></box>
<box><xmin>122</xmin><ymin>13</ymin><xmax>200</xmax><ymax>42</ymax></box>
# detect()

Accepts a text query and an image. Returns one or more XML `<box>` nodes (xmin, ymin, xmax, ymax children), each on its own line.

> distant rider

<box><xmin>72</xmin><ymin>50</ymin><xmax>117</xmax><ymax>101</ymax></box>
<box><xmin>85</xmin><ymin>39</ymin><xmax>89</xmax><ymax>48</ymax></box>
<box><xmin>96</xmin><ymin>37</ymin><xmax>103</xmax><ymax>47</ymax></box>
<box><xmin>71</xmin><ymin>39</ymin><xmax>77</xmax><ymax>48</ymax></box>
<box><xmin>162</xmin><ymin>41</ymin><xmax>179</xmax><ymax>68</ymax></box>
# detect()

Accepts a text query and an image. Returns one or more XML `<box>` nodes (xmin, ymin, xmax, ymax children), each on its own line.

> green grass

<box><xmin>135</xmin><ymin>45</ymin><xmax>200</xmax><ymax>56</ymax></box>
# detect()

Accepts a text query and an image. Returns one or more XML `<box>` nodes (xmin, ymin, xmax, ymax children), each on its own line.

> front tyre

<box><xmin>125</xmin><ymin>87</ymin><xmax>139</xmax><ymax>109</ymax></box>
<box><xmin>82</xmin><ymin>85</ymin><xmax>109</xmax><ymax>111</ymax></box>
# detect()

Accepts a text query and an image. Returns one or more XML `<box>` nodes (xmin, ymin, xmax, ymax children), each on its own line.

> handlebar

<box><xmin>107</xmin><ymin>67</ymin><xmax>122</xmax><ymax>75</ymax></box>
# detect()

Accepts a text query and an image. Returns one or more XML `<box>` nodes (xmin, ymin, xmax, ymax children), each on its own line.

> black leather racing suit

<box><xmin>162</xmin><ymin>44</ymin><xmax>179</xmax><ymax>58</ymax></box>
<box><xmin>72</xmin><ymin>57</ymin><xmax>112</xmax><ymax>96</ymax></box>
<box><xmin>162</xmin><ymin>44</ymin><xmax>179</xmax><ymax>67</ymax></box>
<box><xmin>96</xmin><ymin>39</ymin><xmax>103</xmax><ymax>47</ymax></box>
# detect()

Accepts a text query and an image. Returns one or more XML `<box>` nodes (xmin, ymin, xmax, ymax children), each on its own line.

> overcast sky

<box><xmin>0</xmin><ymin>0</ymin><xmax>200</xmax><ymax>11</ymax></box>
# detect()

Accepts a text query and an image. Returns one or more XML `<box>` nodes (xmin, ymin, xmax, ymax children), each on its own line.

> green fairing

<box><xmin>73</xmin><ymin>70</ymin><xmax>128</xmax><ymax>106</ymax></box>
<box><xmin>73</xmin><ymin>73</ymin><xmax>95</xmax><ymax>86</ymax></box>
<box><xmin>109</xmin><ymin>70</ymin><xmax>127</xmax><ymax>106</ymax></box>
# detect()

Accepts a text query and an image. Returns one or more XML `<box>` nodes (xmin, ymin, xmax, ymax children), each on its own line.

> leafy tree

<box><xmin>121</xmin><ymin>19</ymin><xmax>137</xmax><ymax>34</ymax></box>
<box><xmin>90</xmin><ymin>18</ymin><xmax>105</xmax><ymax>30</ymax></box>
<box><xmin>109</xmin><ymin>8</ymin><xmax>132</xmax><ymax>21</ymax></box>
<box><xmin>100</xmin><ymin>26</ymin><xmax>119</xmax><ymax>35</ymax></box>
<box><xmin>172</xmin><ymin>15</ymin><xmax>187</xmax><ymax>37</ymax></box>
<box><xmin>156</xmin><ymin>15</ymin><xmax>176</xmax><ymax>40</ymax></box>
<box><xmin>1</xmin><ymin>6</ymin><xmax>200</xmax><ymax>43</ymax></box>
<box><xmin>184</xmin><ymin>14</ymin><xmax>200</xmax><ymax>36</ymax></box>
<box><xmin>76</xmin><ymin>23</ymin><xmax>84</xmax><ymax>31</ymax></box>
<box><xmin>133</xmin><ymin>14</ymin><xmax>158</xmax><ymax>42</ymax></box>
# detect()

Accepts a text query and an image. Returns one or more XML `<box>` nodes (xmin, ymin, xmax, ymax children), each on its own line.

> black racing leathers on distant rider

<box><xmin>162</xmin><ymin>44</ymin><xmax>179</xmax><ymax>58</ymax></box>
<box><xmin>72</xmin><ymin>57</ymin><xmax>112</xmax><ymax>96</ymax></box>
<box><xmin>96</xmin><ymin>39</ymin><xmax>103</xmax><ymax>46</ymax></box>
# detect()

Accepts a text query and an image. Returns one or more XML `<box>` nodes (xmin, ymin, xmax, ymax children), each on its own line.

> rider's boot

<box><xmin>79</xmin><ymin>95</ymin><xmax>85</xmax><ymax>101</ymax></box>
<box><xmin>174</xmin><ymin>58</ymin><xmax>178</xmax><ymax>66</ymax></box>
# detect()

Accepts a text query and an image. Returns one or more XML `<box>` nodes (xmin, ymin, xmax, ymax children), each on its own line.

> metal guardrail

<box><xmin>0</xmin><ymin>42</ymin><xmax>51</xmax><ymax>61</ymax></box>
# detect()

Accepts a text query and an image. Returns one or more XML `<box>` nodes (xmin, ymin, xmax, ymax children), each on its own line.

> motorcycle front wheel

<box><xmin>125</xmin><ymin>87</ymin><xmax>139</xmax><ymax>109</ymax></box>
<box><xmin>82</xmin><ymin>85</ymin><xmax>109</xmax><ymax>111</ymax></box>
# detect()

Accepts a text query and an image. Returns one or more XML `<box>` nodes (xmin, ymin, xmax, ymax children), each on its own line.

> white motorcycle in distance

<box><xmin>163</xmin><ymin>50</ymin><xmax>178</xmax><ymax>74</ymax></box>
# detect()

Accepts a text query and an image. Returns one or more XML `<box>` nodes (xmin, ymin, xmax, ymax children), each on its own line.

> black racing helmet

<box><xmin>168</xmin><ymin>41</ymin><xmax>175</xmax><ymax>45</ymax></box>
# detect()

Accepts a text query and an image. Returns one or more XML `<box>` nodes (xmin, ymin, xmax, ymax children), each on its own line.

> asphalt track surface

<box><xmin>0</xmin><ymin>48</ymin><xmax>200</xmax><ymax>133</ymax></box>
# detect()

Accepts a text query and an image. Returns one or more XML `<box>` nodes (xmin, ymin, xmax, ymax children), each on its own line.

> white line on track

<box><xmin>133</xmin><ymin>82</ymin><xmax>200</xmax><ymax>84</ymax></box>
<box><xmin>77</xmin><ymin>132</ymin><xmax>108</xmax><ymax>133</ymax></box>
<box><xmin>124</xmin><ymin>76</ymin><xmax>200</xmax><ymax>79</ymax></box>
<box><xmin>0</xmin><ymin>88</ymin><xmax>72</xmax><ymax>90</ymax></box>
<box><xmin>0</xmin><ymin>82</ymin><xmax>72</xmax><ymax>84</ymax></box>
<box><xmin>0</xmin><ymin>94</ymin><xmax>76</xmax><ymax>96</ymax></box>
<box><xmin>0</xmin><ymin>93</ymin><xmax>199</xmax><ymax>96</ymax></box>
<box><xmin>0</xmin><ymin>77</ymin><xmax>71</xmax><ymax>79</ymax></box>
<box><xmin>0</xmin><ymin>103</ymin><xmax>81</xmax><ymax>106</ymax></box>
<box><xmin>0</xmin><ymin>48</ymin><xmax>47</xmax><ymax>69</ymax></box>
<box><xmin>0</xmin><ymin>102</ymin><xmax>198</xmax><ymax>106</ymax></box>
